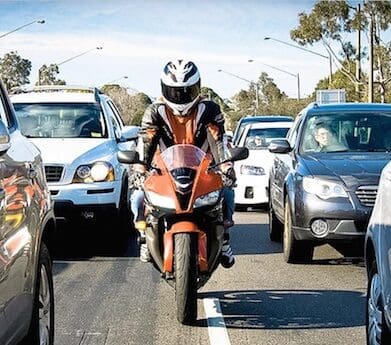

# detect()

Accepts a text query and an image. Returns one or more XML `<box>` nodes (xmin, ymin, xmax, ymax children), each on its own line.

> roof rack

<box><xmin>9</xmin><ymin>85</ymin><xmax>102</xmax><ymax>102</ymax></box>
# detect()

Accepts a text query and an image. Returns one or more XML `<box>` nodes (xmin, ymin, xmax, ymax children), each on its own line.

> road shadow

<box><xmin>198</xmin><ymin>289</ymin><xmax>365</xmax><ymax>329</ymax></box>
<box><xmin>231</xmin><ymin>222</ymin><xmax>282</xmax><ymax>255</ymax></box>
<box><xmin>52</xmin><ymin>220</ymin><xmax>139</xmax><ymax>260</ymax></box>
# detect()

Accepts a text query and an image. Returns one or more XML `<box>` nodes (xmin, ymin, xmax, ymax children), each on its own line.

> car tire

<box><xmin>269</xmin><ymin>203</ymin><xmax>283</xmax><ymax>242</ymax></box>
<box><xmin>283</xmin><ymin>198</ymin><xmax>313</xmax><ymax>263</ymax></box>
<box><xmin>367</xmin><ymin>260</ymin><xmax>391</xmax><ymax>345</ymax></box>
<box><xmin>22</xmin><ymin>243</ymin><xmax>54</xmax><ymax>345</ymax></box>
<box><xmin>120</xmin><ymin>179</ymin><xmax>131</xmax><ymax>222</ymax></box>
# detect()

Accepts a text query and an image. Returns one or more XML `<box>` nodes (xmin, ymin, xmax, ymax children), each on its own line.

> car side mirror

<box><xmin>268</xmin><ymin>139</ymin><xmax>292</xmax><ymax>154</ymax></box>
<box><xmin>117</xmin><ymin>150</ymin><xmax>141</xmax><ymax>164</ymax></box>
<box><xmin>0</xmin><ymin>120</ymin><xmax>11</xmax><ymax>155</ymax></box>
<box><xmin>120</xmin><ymin>126</ymin><xmax>139</xmax><ymax>142</ymax></box>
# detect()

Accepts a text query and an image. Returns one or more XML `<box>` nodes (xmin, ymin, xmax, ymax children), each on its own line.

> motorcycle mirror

<box><xmin>209</xmin><ymin>147</ymin><xmax>249</xmax><ymax>171</ymax></box>
<box><xmin>117</xmin><ymin>150</ymin><xmax>141</xmax><ymax>164</ymax></box>
<box><xmin>229</xmin><ymin>147</ymin><xmax>249</xmax><ymax>162</ymax></box>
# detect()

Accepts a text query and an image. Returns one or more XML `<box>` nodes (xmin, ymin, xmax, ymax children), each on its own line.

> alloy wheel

<box><xmin>39</xmin><ymin>264</ymin><xmax>52</xmax><ymax>345</ymax></box>
<box><xmin>368</xmin><ymin>272</ymin><xmax>383</xmax><ymax>345</ymax></box>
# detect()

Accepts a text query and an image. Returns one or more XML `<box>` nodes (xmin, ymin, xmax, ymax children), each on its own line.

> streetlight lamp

<box><xmin>248</xmin><ymin>59</ymin><xmax>300</xmax><ymax>100</ymax></box>
<box><xmin>217</xmin><ymin>69</ymin><xmax>259</xmax><ymax>110</ymax></box>
<box><xmin>0</xmin><ymin>19</ymin><xmax>45</xmax><ymax>39</ymax></box>
<box><xmin>106</xmin><ymin>76</ymin><xmax>128</xmax><ymax>85</ymax></box>
<box><xmin>56</xmin><ymin>46</ymin><xmax>103</xmax><ymax>66</ymax></box>
<box><xmin>264</xmin><ymin>36</ymin><xmax>332</xmax><ymax>86</ymax></box>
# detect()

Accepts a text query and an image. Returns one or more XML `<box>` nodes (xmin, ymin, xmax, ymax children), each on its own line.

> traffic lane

<box><xmin>52</xmin><ymin>223</ymin><xmax>211</xmax><ymax>345</ymax></box>
<box><xmin>202</xmin><ymin>210</ymin><xmax>366</xmax><ymax>345</ymax></box>
<box><xmin>52</xmin><ymin>210</ymin><xmax>366</xmax><ymax>345</ymax></box>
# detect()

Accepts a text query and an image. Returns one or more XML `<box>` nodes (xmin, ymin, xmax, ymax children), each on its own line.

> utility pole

<box><xmin>368</xmin><ymin>13</ymin><xmax>374</xmax><ymax>103</ymax></box>
<box><xmin>355</xmin><ymin>3</ymin><xmax>361</xmax><ymax>97</ymax></box>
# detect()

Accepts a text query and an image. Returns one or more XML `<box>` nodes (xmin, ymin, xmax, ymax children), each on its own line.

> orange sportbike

<box><xmin>118</xmin><ymin>144</ymin><xmax>248</xmax><ymax>324</ymax></box>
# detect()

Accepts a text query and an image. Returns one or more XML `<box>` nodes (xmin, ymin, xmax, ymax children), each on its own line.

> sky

<box><xmin>0</xmin><ymin>0</ymin><xmax>371</xmax><ymax>100</ymax></box>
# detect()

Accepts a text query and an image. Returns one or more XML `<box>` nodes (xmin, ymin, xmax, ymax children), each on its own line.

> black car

<box><xmin>268</xmin><ymin>102</ymin><xmax>391</xmax><ymax>263</ymax></box>
<box><xmin>0</xmin><ymin>79</ymin><xmax>55</xmax><ymax>344</ymax></box>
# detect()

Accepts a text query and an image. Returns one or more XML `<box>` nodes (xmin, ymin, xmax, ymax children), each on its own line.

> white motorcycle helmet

<box><xmin>161</xmin><ymin>60</ymin><xmax>201</xmax><ymax>116</ymax></box>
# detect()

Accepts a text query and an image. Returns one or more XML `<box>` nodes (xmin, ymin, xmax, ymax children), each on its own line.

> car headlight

<box><xmin>240</xmin><ymin>165</ymin><xmax>265</xmax><ymax>176</ymax></box>
<box><xmin>145</xmin><ymin>191</ymin><xmax>176</xmax><ymax>209</ymax></box>
<box><xmin>302</xmin><ymin>176</ymin><xmax>348</xmax><ymax>199</ymax></box>
<box><xmin>194</xmin><ymin>191</ymin><xmax>220</xmax><ymax>208</ymax></box>
<box><xmin>73</xmin><ymin>162</ymin><xmax>115</xmax><ymax>183</ymax></box>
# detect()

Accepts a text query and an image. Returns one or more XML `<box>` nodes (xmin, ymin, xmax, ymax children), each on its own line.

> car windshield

<box><xmin>13</xmin><ymin>103</ymin><xmax>107</xmax><ymax>138</ymax></box>
<box><xmin>245</xmin><ymin>127</ymin><xmax>290</xmax><ymax>150</ymax></box>
<box><xmin>300</xmin><ymin>112</ymin><xmax>391</xmax><ymax>154</ymax></box>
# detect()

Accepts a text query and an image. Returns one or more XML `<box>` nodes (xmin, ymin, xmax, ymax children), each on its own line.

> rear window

<box><xmin>245</xmin><ymin>127</ymin><xmax>290</xmax><ymax>150</ymax></box>
<box><xmin>13</xmin><ymin>103</ymin><xmax>107</xmax><ymax>138</ymax></box>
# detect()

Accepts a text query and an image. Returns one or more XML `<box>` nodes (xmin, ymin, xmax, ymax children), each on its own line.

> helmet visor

<box><xmin>161</xmin><ymin>81</ymin><xmax>200</xmax><ymax>105</ymax></box>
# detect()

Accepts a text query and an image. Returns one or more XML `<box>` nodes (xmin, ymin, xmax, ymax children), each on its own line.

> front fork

<box><xmin>163</xmin><ymin>221</ymin><xmax>208</xmax><ymax>273</ymax></box>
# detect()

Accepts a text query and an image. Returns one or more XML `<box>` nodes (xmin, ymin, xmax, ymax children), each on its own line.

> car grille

<box><xmin>355</xmin><ymin>185</ymin><xmax>378</xmax><ymax>207</ymax></box>
<box><xmin>45</xmin><ymin>165</ymin><xmax>64</xmax><ymax>182</ymax></box>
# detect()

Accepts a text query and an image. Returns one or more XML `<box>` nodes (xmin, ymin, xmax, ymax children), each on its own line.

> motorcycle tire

<box><xmin>174</xmin><ymin>233</ymin><xmax>198</xmax><ymax>325</ymax></box>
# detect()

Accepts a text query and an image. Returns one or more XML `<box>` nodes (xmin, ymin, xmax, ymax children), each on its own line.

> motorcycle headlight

<box><xmin>302</xmin><ymin>176</ymin><xmax>348</xmax><ymax>200</ymax></box>
<box><xmin>240</xmin><ymin>165</ymin><xmax>265</xmax><ymax>176</ymax></box>
<box><xmin>73</xmin><ymin>162</ymin><xmax>115</xmax><ymax>183</ymax></box>
<box><xmin>145</xmin><ymin>191</ymin><xmax>176</xmax><ymax>209</ymax></box>
<box><xmin>194</xmin><ymin>191</ymin><xmax>220</xmax><ymax>208</ymax></box>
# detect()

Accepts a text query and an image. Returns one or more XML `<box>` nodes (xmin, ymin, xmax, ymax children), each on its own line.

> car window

<box><xmin>287</xmin><ymin>116</ymin><xmax>301</xmax><ymax>148</ymax></box>
<box><xmin>300</xmin><ymin>112</ymin><xmax>391</xmax><ymax>153</ymax></box>
<box><xmin>0</xmin><ymin>96</ymin><xmax>8</xmax><ymax>127</ymax></box>
<box><xmin>107</xmin><ymin>101</ymin><xmax>124</xmax><ymax>128</ymax></box>
<box><xmin>13</xmin><ymin>103</ymin><xmax>108</xmax><ymax>138</ymax></box>
<box><xmin>245</xmin><ymin>127</ymin><xmax>290</xmax><ymax>150</ymax></box>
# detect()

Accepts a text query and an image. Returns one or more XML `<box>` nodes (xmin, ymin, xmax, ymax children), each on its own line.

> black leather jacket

<box><xmin>140</xmin><ymin>99</ymin><xmax>226</xmax><ymax>166</ymax></box>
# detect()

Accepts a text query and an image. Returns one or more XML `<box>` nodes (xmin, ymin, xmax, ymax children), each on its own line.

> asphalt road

<box><xmin>52</xmin><ymin>210</ymin><xmax>367</xmax><ymax>345</ymax></box>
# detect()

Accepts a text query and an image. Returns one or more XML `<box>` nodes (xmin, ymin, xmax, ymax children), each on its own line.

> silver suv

<box><xmin>11</xmin><ymin>86</ymin><xmax>138</xmax><ymax>229</ymax></box>
<box><xmin>0</xmin><ymin>80</ymin><xmax>55</xmax><ymax>344</ymax></box>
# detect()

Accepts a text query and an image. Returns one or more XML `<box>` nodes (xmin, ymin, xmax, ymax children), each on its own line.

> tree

<box><xmin>315</xmin><ymin>60</ymin><xmax>367</xmax><ymax>102</ymax></box>
<box><xmin>290</xmin><ymin>0</ymin><xmax>391</xmax><ymax>101</ymax></box>
<box><xmin>0</xmin><ymin>51</ymin><xmax>31</xmax><ymax>90</ymax></box>
<box><xmin>101</xmin><ymin>84</ymin><xmax>152</xmax><ymax>125</ymax></box>
<box><xmin>37</xmin><ymin>64</ymin><xmax>66</xmax><ymax>85</ymax></box>
<box><xmin>200</xmin><ymin>86</ymin><xmax>230</xmax><ymax>112</ymax></box>
<box><xmin>226</xmin><ymin>72</ymin><xmax>314</xmax><ymax>129</ymax></box>
<box><xmin>257</xmin><ymin>72</ymin><xmax>287</xmax><ymax>104</ymax></box>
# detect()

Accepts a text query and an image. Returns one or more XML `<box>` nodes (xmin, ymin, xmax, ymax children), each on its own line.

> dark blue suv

<box><xmin>268</xmin><ymin>102</ymin><xmax>391</xmax><ymax>263</ymax></box>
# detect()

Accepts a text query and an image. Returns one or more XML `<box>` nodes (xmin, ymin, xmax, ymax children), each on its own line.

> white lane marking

<box><xmin>203</xmin><ymin>298</ymin><xmax>231</xmax><ymax>345</ymax></box>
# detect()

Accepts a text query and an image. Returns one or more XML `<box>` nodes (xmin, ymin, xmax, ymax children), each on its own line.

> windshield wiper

<box><xmin>324</xmin><ymin>149</ymin><xmax>350</xmax><ymax>153</ymax></box>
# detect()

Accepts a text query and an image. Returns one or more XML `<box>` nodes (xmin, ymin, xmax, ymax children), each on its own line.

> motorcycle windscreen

<box><xmin>160</xmin><ymin>144</ymin><xmax>206</xmax><ymax>170</ymax></box>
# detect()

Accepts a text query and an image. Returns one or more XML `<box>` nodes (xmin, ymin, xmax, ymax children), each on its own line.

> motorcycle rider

<box><xmin>131</xmin><ymin>59</ymin><xmax>235</xmax><ymax>268</ymax></box>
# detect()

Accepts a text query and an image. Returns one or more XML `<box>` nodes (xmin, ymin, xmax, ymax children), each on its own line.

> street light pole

<box><xmin>248</xmin><ymin>59</ymin><xmax>300</xmax><ymax>100</ymax></box>
<box><xmin>106</xmin><ymin>76</ymin><xmax>128</xmax><ymax>85</ymax></box>
<box><xmin>0</xmin><ymin>19</ymin><xmax>45</xmax><ymax>39</ymax></box>
<box><xmin>217</xmin><ymin>69</ymin><xmax>259</xmax><ymax>110</ymax></box>
<box><xmin>264</xmin><ymin>36</ymin><xmax>332</xmax><ymax>86</ymax></box>
<box><xmin>38</xmin><ymin>46</ymin><xmax>103</xmax><ymax>85</ymax></box>
<box><xmin>57</xmin><ymin>46</ymin><xmax>103</xmax><ymax>66</ymax></box>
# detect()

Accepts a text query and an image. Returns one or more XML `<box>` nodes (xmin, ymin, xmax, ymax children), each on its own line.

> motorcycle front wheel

<box><xmin>174</xmin><ymin>233</ymin><xmax>198</xmax><ymax>324</ymax></box>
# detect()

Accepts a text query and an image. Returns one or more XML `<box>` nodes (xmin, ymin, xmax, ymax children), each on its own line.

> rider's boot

<box><xmin>221</xmin><ymin>221</ymin><xmax>235</xmax><ymax>268</ymax></box>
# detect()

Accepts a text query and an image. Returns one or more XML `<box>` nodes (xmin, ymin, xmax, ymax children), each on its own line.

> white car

<box><xmin>365</xmin><ymin>161</ymin><xmax>391</xmax><ymax>344</ymax></box>
<box><xmin>234</xmin><ymin>121</ymin><xmax>292</xmax><ymax>208</ymax></box>
<box><xmin>11</xmin><ymin>85</ymin><xmax>138</xmax><ymax>227</ymax></box>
